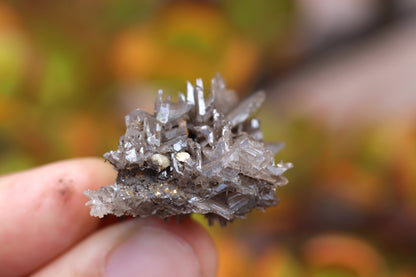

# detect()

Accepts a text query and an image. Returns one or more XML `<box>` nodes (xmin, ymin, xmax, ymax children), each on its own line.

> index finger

<box><xmin>0</xmin><ymin>158</ymin><xmax>116</xmax><ymax>277</ymax></box>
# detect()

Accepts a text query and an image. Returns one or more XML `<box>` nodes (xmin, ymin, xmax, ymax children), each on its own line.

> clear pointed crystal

<box><xmin>226</xmin><ymin>91</ymin><xmax>265</xmax><ymax>127</ymax></box>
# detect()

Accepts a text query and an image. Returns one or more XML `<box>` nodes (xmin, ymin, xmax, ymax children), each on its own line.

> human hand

<box><xmin>0</xmin><ymin>158</ymin><xmax>217</xmax><ymax>277</ymax></box>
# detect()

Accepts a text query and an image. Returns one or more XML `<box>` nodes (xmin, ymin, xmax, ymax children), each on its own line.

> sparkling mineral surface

<box><xmin>84</xmin><ymin>74</ymin><xmax>292</xmax><ymax>225</ymax></box>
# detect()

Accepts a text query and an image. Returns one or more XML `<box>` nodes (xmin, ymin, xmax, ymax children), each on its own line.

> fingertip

<box><xmin>106</xmin><ymin>218</ymin><xmax>218</xmax><ymax>277</ymax></box>
<box><xmin>0</xmin><ymin>158</ymin><xmax>116</xmax><ymax>276</ymax></box>
<box><xmin>105</xmin><ymin>225</ymin><xmax>201</xmax><ymax>277</ymax></box>
<box><xmin>49</xmin><ymin>157</ymin><xmax>116</xmax><ymax>190</ymax></box>
<box><xmin>33</xmin><ymin>217</ymin><xmax>218</xmax><ymax>277</ymax></box>
<box><xmin>161</xmin><ymin>218</ymin><xmax>218</xmax><ymax>277</ymax></box>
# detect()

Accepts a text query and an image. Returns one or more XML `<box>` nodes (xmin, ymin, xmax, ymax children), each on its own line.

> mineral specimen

<box><xmin>84</xmin><ymin>74</ymin><xmax>292</xmax><ymax>225</ymax></box>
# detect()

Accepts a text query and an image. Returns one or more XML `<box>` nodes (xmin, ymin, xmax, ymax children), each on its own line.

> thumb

<box><xmin>33</xmin><ymin>218</ymin><xmax>217</xmax><ymax>277</ymax></box>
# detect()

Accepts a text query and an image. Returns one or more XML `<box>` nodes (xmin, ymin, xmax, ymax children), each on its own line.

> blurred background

<box><xmin>1</xmin><ymin>0</ymin><xmax>416</xmax><ymax>276</ymax></box>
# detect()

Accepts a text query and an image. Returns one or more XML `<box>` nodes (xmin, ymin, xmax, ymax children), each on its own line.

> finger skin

<box><xmin>0</xmin><ymin>158</ymin><xmax>116</xmax><ymax>277</ymax></box>
<box><xmin>33</xmin><ymin>217</ymin><xmax>218</xmax><ymax>277</ymax></box>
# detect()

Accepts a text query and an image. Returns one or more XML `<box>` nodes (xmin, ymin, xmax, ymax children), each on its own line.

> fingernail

<box><xmin>105</xmin><ymin>226</ymin><xmax>201</xmax><ymax>277</ymax></box>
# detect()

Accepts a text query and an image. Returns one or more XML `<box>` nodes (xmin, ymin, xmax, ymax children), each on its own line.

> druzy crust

<box><xmin>84</xmin><ymin>74</ymin><xmax>292</xmax><ymax>225</ymax></box>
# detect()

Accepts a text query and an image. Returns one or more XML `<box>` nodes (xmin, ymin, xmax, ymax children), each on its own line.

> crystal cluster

<box><xmin>84</xmin><ymin>74</ymin><xmax>292</xmax><ymax>225</ymax></box>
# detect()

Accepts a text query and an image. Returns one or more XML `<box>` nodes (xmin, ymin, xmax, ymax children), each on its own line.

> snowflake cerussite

<box><xmin>84</xmin><ymin>74</ymin><xmax>292</xmax><ymax>225</ymax></box>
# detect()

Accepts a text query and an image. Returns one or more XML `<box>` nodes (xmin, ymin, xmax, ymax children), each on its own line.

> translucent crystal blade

<box><xmin>226</xmin><ymin>91</ymin><xmax>266</xmax><ymax>127</ymax></box>
<box><xmin>186</xmin><ymin>81</ymin><xmax>195</xmax><ymax>104</ymax></box>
